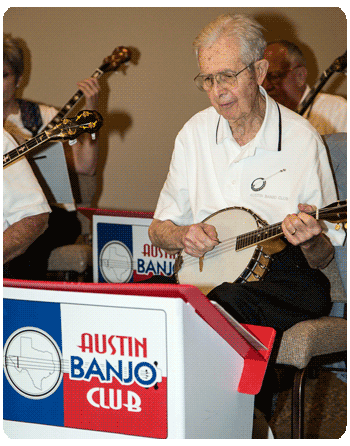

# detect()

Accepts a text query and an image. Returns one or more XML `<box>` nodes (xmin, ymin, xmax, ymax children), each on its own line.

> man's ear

<box><xmin>255</xmin><ymin>59</ymin><xmax>269</xmax><ymax>86</ymax></box>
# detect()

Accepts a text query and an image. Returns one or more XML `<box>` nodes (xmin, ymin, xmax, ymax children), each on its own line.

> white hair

<box><xmin>193</xmin><ymin>13</ymin><xmax>266</xmax><ymax>66</ymax></box>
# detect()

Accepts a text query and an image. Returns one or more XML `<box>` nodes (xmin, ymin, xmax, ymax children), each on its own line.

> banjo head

<box><xmin>176</xmin><ymin>207</ymin><xmax>260</xmax><ymax>295</ymax></box>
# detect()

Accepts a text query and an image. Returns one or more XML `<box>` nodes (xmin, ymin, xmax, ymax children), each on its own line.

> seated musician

<box><xmin>148</xmin><ymin>13</ymin><xmax>345</xmax><ymax>419</ymax></box>
<box><xmin>262</xmin><ymin>40</ymin><xmax>346</xmax><ymax>135</ymax></box>
<box><xmin>3</xmin><ymin>33</ymin><xmax>101</xmax><ymax>279</ymax></box>
<box><xmin>3</xmin><ymin>130</ymin><xmax>51</xmax><ymax>275</ymax></box>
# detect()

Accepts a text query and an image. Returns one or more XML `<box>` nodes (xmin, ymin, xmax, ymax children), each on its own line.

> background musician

<box><xmin>148</xmin><ymin>13</ymin><xmax>345</xmax><ymax>419</ymax></box>
<box><xmin>3</xmin><ymin>33</ymin><xmax>101</xmax><ymax>279</ymax></box>
<box><xmin>262</xmin><ymin>40</ymin><xmax>347</xmax><ymax>134</ymax></box>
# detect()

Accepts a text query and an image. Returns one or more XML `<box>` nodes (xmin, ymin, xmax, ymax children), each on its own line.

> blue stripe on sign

<box><xmin>3</xmin><ymin>299</ymin><xmax>64</xmax><ymax>427</ymax></box>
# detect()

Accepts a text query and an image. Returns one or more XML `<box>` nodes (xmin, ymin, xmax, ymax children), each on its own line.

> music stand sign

<box><xmin>3</xmin><ymin>281</ymin><xmax>275</xmax><ymax>439</ymax></box>
<box><xmin>92</xmin><ymin>214</ymin><xmax>175</xmax><ymax>283</ymax></box>
<box><xmin>3</xmin><ymin>291</ymin><xmax>167</xmax><ymax>438</ymax></box>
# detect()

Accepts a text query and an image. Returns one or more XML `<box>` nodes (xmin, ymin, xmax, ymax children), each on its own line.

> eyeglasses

<box><xmin>265</xmin><ymin>66</ymin><xmax>302</xmax><ymax>83</ymax></box>
<box><xmin>194</xmin><ymin>62</ymin><xmax>254</xmax><ymax>92</ymax></box>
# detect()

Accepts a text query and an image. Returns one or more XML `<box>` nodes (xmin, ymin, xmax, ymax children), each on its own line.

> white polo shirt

<box><xmin>300</xmin><ymin>85</ymin><xmax>347</xmax><ymax>135</ymax></box>
<box><xmin>154</xmin><ymin>87</ymin><xmax>344</xmax><ymax>246</ymax></box>
<box><xmin>3</xmin><ymin>130</ymin><xmax>51</xmax><ymax>231</ymax></box>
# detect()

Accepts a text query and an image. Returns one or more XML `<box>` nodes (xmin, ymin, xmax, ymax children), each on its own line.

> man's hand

<box><xmin>77</xmin><ymin>77</ymin><xmax>100</xmax><ymax>110</ymax></box>
<box><xmin>148</xmin><ymin>219</ymin><xmax>219</xmax><ymax>257</ymax></box>
<box><xmin>282</xmin><ymin>203</ymin><xmax>334</xmax><ymax>269</ymax></box>
<box><xmin>282</xmin><ymin>203</ymin><xmax>322</xmax><ymax>247</ymax></box>
<box><xmin>181</xmin><ymin>222</ymin><xmax>219</xmax><ymax>257</ymax></box>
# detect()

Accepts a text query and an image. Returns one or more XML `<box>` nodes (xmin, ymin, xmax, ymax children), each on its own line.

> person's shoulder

<box><xmin>3</xmin><ymin>129</ymin><xmax>17</xmax><ymax>154</ymax></box>
<box><xmin>316</xmin><ymin>91</ymin><xmax>347</xmax><ymax>105</ymax></box>
<box><xmin>280</xmin><ymin>103</ymin><xmax>319</xmax><ymax>133</ymax></box>
<box><xmin>181</xmin><ymin>106</ymin><xmax>217</xmax><ymax>131</ymax></box>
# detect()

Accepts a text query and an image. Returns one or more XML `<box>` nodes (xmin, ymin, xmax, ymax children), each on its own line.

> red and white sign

<box><xmin>61</xmin><ymin>304</ymin><xmax>168</xmax><ymax>438</ymax></box>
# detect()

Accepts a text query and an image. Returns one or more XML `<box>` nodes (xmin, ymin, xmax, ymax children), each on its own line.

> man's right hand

<box><xmin>181</xmin><ymin>222</ymin><xmax>219</xmax><ymax>258</ymax></box>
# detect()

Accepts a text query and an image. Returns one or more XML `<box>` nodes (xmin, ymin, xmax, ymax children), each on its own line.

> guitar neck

<box><xmin>42</xmin><ymin>65</ymin><xmax>105</xmax><ymax>132</ymax></box>
<box><xmin>3</xmin><ymin>131</ymin><xmax>50</xmax><ymax>167</ymax></box>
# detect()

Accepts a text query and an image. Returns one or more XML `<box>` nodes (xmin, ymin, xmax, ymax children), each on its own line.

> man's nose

<box><xmin>211</xmin><ymin>76</ymin><xmax>228</xmax><ymax>93</ymax></box>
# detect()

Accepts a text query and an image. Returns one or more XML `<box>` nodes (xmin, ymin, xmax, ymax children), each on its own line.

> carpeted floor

<box><xmin>269</xmin><ymin>368</ymin><xmax>347</xmax><ymax>439</ymax></box>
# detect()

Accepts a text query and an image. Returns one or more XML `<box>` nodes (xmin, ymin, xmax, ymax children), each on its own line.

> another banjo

<box><xmin>3</xmin><ymin>110</ymin><xmax>103</xmax><ymax>168</ymax></box>
<box><xmin>175</xmin><ymin>201</ymin><xmax>347</xmax><ymax>295</ymax></box>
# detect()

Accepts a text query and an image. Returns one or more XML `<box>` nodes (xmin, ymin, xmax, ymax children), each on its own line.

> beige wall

<box><xmin>4</xmin><ymin>7</ymin><xmax>347</xmax><ymax>212</ymax></box>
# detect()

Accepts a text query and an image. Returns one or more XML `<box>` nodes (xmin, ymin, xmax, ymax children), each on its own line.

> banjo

<box><xmin>175</xmin><ymin>201</ymin><xmax>347</xmax><ymax>295</ymax></box>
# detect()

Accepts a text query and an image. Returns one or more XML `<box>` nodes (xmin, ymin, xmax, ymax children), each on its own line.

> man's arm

<box><xmin>3</xmin><ymin>212</ymin><xmax>50</xmax><ymax>264</ymax></box>
<box><xmin>148</xmin><ymin>218</ymin><xmax>219</xmax><ymax>258</ymax></box>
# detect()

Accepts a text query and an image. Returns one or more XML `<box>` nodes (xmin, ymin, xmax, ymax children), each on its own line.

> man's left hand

<box><xmin>77</xmin><ymin>77</ymin><xmax>100</xmax><ymax>110</ymax></box>
<box><xmin>282</xmin><ymin>203</ymin><xmax>322</xmax><ymax>247</ymax></box>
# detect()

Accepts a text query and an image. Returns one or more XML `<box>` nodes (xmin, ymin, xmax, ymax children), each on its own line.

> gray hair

<box><xmin>193</xmin><ymin>13</ymin><xmax>266</xmax><ymax>66</ymax></box>
<box><xmin>267</xmin><ymin>40</ymin><xmax>307</xmax><ymax>67</ymax></box>
<box><xmin>3</xmin><ymin>33</ymin><xmax>25</xmax><ymax>82</ymax></box>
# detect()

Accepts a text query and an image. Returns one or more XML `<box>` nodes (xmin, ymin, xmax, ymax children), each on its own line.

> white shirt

<box><xmin>300</xmin><ymin>85</ymin><xmax>347</xmax><ymax>135</ymax></box>
<box><xmin>4</xmin><ymin>103</ymin><xmax>75</xmax><ymax>211</ymax></box>
<box><xmin>4</xmin><ymin>104</ymin><xmax>58</xmax><ymax>143</ymax></box>
<box><xmin>154</xmin><ymin>87</ymin><xmax>344</xmax><ymax>246</ymax></box>
<box><xmin>3</xmin><ymin>130</ymin><xmax>51</xmax><ymax>231</ymax></box>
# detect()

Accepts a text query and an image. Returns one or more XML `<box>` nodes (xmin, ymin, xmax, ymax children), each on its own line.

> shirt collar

<box><xmin>216</xmin><ymin>86</ymin><xmax>281</xmax><ymax>156</ymax></box>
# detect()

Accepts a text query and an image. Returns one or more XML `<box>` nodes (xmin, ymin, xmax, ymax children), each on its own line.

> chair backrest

<box><xmin>322</xmin><ymin>258</ymin><xmax>347</xmax><ymax>303</ymax></box>
<box><xmin>322</xmin><ymin>133</ymin><xmax>347</xmax><ymax>293</ymax></box>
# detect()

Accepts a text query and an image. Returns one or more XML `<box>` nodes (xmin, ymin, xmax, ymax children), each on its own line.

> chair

<box><xmin>46</xmin><ymin>174</ymin><xmax>95</xmax><ymax>281</ymax></box>
<box><xmin>275</xmin><ymin>257</ymin><xmax>347</xmax><ymax>438</ymax></box>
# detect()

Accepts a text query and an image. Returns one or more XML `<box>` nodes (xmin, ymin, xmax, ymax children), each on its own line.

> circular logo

<box><xmin>251</xmin><ymin>177</ymin><xmax>266</xmax><ymax>192</ymax></box>
<box><xmin>99</xmin><ymin>240</ymin><xmax>133</xmax><ymax>283</ymax></box>
<box><xmin>3</xmin><ymin>327</ymin><xmax>63</xmax><ymax>400</ymax></box>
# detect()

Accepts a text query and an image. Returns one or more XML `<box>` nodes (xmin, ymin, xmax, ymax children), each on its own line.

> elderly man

<box><xmin>3</xmin><ymin>130</ymin><xmax>51</xmax><ymax>275</ymax></box>
<box><xmin>262</xmin><ymin>40</ymin><xmax>347</xmax><ymax>134</ymax></box>
<box><xmin>149</xmin><ymin>13</ymin><xmax>344</xmax><ymax>332</ymax></box>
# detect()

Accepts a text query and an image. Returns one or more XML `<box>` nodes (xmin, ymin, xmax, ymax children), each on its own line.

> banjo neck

<box><xmin>236</xmin><ymin>220</ymin><xmax>283</xmax><ymax>251</ymax></box>
<box><xmin>42</xmin><ymin>68</ymin><xmax>103</xmax><ymax>132</ymax></box>
<box><xmin>236</xmin><ymin>202</ymin><xmax>346</xmax><ymax>251</ymax></box>
<box><xmin>43</xmin><ymin>46</ymin><xmax>131</xmax><ymax>132</ymax></box>
<box><xmin>297</xmin><ymin>51</ymin><xmax>347</xmax><ymax>116</ymax></box>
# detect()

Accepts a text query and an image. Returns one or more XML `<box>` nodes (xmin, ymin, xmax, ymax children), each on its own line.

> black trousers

<box><xmin>144</xmin><ymin>244</ymin><xmax>331</xmax><ymax>333</ymax></box>
<box><xmin>206</xmin><ymin>243</ymin><xmax>331</xmax><ymax>333</ymax></box>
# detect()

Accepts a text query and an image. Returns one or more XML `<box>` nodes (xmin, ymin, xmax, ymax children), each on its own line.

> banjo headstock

<box><xmin>46</xmin><ymin>110</ymin><xmax>103</xmax><ymax>141</ymax></box>
<box><xmin>101</xmin><ymin>47</ymin><xmax>132</xmax><ymax>73</ymax></box>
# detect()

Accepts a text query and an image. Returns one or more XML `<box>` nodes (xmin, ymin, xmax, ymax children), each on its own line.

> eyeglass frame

<box><xmin>194</xmin><ymin>62</ymin><xmax>255</xmax><ymax>92</ymax></box>
<box><xmin>265</xmin><ymin>65</ymin><xmax>303</xmax><ymax>84</ymax></box>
